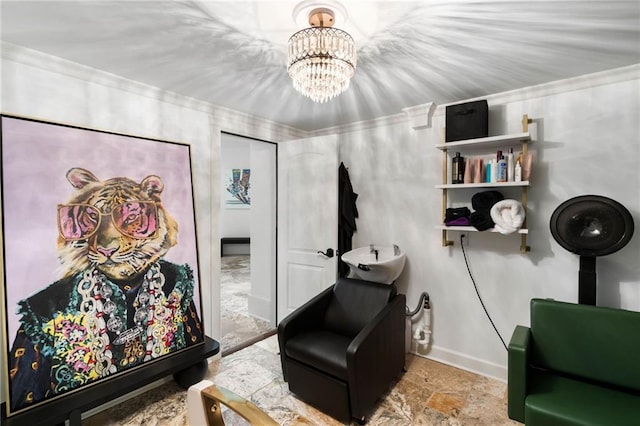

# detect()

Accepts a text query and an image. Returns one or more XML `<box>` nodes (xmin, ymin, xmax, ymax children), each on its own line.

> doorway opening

<box><xmin>220</xmin><ymin>133</ymin><xmax>277</xmax><ymax>356</ymax></box>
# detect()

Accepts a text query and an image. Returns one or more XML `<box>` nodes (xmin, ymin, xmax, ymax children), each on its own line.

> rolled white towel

<box><xmin>490</xmin><ymin>199</ymin><xmax>526</xmax><ymax>234</ymax></box>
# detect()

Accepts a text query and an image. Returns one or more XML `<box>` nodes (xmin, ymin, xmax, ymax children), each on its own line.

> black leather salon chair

<box><xmin>277</xmin><ymin>277</ymin><xmax>406</xmax><ymax>424</ymax></box>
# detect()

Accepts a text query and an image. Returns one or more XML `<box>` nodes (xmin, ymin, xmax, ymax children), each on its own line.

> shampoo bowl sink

<box><xmin>341</xmin><ymin>245</ymin><xmax>407</xmax><ymax>284</ymax></box>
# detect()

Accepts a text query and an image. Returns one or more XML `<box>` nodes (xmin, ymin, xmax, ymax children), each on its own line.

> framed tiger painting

<box><xmin>0</xmin><ymin>115</ymin><xmax>205</xmax><ymax>418</ymax></box>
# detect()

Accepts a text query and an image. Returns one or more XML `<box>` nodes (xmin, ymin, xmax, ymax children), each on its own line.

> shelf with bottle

<box><xmin>443</xmin><ymin>149</ymin><xmax>529</xmax><ymax>187</ymax></box>
<box><xmin>445</xmin><ymin>142</ymin><xmax>531</xmax><ymax>186</ymax></box>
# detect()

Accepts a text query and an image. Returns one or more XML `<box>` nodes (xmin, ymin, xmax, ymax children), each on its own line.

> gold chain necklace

<box><xmin>77</xmin><ymin>262</ymin><xmax>167</xmax><ymax>374</ymax></box>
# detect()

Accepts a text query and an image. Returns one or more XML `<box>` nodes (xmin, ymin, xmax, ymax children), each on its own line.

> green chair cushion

<box><xmin>525</xmin><ymin>369</ymin><xmax>640</xmax><ymax>426</ymax></box>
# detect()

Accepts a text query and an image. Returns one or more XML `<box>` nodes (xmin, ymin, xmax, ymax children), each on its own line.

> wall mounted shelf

<box><xmin>435</xmin><ymin>132</ymin><xmax>530</xmax><ymax>150</ymax></box>
<box><xmin>435</xmin><ymin>181</ymin><xmax>530</xmax><ymax>189</ymax></box>
<box><xmin>437</xmin><ymin>114</ymin><xmax>534</xmax><ymax>252</ymax></box>
<box><xmin>436</xmin><ymin>225</ymin><xmax>529</xmax><ymax>234</ymax></box>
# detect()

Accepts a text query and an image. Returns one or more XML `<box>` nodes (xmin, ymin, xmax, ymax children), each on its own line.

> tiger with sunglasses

<box><xmin>8</xmin><ymin>168</ymin><xmax>203</xmax><ymax>412</ymax></box>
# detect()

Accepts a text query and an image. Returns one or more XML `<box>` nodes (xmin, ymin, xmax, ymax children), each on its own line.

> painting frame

<box><xmin>0</xmin><ymin>115</ymin><xmax>206</xmax><ymax>418</ymax></box>
<box><xmin>224</xmin><ymin>168</ymin><xmax>251</xmax><ymax>209</ymax></box>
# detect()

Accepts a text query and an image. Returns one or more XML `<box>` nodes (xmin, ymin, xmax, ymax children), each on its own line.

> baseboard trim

<box><xmin>247</xmin><ymin>294</ymin><xmax>272</xmax><ymax>322</ymax></box>
<box><xmin>221</xmin><ymin>329</ymin><xmax>276</xmax><ymax>357</ymax></box>
<box><xmin>411</xmin><ymin>344</ymin><xmax>507</xmax><ymax>383</ymax></box>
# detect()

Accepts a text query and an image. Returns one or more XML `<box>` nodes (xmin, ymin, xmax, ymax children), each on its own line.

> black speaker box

<box><xmin>445</xmin><ymin>100</ymin><xmax>489</xmax><ymax>142</ymax></box>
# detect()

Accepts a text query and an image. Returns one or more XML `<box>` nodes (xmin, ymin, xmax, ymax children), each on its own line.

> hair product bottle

<box><xmin>490</xmin><ymin>159</ymin><xmax>497</xmax><ymax>183</ymax></box>
<box><xmin>522</xmin><ymin>152</ymin><xmax>533</xmax><ymax>181</ymax></box>
<box><xmin>452</xmin><ymin>152</ymin><xmax>464</xmax><ymax>184</ymax></box>
<box><xmin>463</xmin><ymin>157</ymin><xmax>473</xmax><ymax>183</ymax></box>
<box><xmin>485</xmin><ymin>160</ymin><xmax>492</xmax><ymax>183</ymax></box>
<box><xmin>496</xmin><ymin>155</ymin><xmax>507</xmax><ymax>182</ymax></box>
<box><xmin>507</xmin><ymin>147</ymin><xmax>515</xmax><ymax>182</ymax></box>
<box><xmin>514</xmin><ymin>157</ymin><xmax>522</xmax><ymax>182</ymax></box>
<box><xmin>473</xmin><ymin>158</ymin><xmax>483</xmax><ymax>183</ymax></box>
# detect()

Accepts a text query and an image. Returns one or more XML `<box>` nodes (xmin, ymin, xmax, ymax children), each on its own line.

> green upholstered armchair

<box><xmin>508</xmin><ymin>298</ymin><xmax>640</xmax><ymax>425</ymax></box>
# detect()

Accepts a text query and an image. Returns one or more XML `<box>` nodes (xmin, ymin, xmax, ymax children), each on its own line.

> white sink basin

<box><xmin>341</xmin><ymin>245</ymin><xmax>407</xmax><ymax>284</ymax></box>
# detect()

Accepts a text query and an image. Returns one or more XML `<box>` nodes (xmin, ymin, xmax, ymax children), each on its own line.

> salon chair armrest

<box><xmin>347</xmin><ymin>293</ymin><xmax>406</xmax><ymax>419</ymax></box>
<box><xmin>507</xmin><ymin>325</ymin><xmax>530</xmax><ymax>423</ymax></box>
<box><xmin>277</xmin><ymin>285</ymin><xmax>334</xmax><ymax>380</ymax></box>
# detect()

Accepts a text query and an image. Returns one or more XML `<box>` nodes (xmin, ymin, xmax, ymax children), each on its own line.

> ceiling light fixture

<box><xmin>287</xmin><ymin>1</ymin><xmax>357</xmax><ymax>103</ymax></box>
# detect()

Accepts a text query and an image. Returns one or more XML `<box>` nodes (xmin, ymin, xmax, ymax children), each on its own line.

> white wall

<box><xmin>336</xmin><ymin>65</ymin><xmax>640</xmax><ymax>380</ymax></box>
<box><xmin>0</xmin><ymin>43</ymin><xmax>303</xmax><ymax>407</ymax></box>
<box><xmin>248</xmin><ymin>141</ymin><xmax>277</xmax><ymax>324</ymax></box>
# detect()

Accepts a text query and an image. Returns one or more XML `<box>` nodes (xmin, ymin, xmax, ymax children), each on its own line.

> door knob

<box><xmin>317</xmin><ymin>248</ymin><xmax>335</xmax><ymax>258</ymax></box>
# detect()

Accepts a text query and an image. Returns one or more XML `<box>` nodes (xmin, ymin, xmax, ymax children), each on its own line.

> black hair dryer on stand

<box><xmin>550</xmin><ymin>195</ymin><xmax>634</xmax><ymax>305</ymax></box>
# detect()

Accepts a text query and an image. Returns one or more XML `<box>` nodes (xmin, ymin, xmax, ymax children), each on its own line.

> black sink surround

<box><xmin>1</xmin><ymin>336</ymin><xmax>219</xmax><ymax>426</ymax></box>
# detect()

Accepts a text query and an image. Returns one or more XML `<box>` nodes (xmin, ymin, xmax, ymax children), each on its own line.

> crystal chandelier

<box><xmin>287</xmin><ymin>5</ymin><xmax>357</xmax><ymax>103</ymax></box>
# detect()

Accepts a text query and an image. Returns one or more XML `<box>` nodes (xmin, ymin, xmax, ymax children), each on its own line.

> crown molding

<box><xmin>403</xmin><ymin>102</ymin><xmax>437</xmax><ymax>130</ymax></box>
<box><xmin>306</xmin><ymin>111</ymin><xmax>408</xmax><ymax>137</ymax></box>
<box><xmin>1</xmin><ymin>41</ymin><xmax>306</xmax><ymax>141</ymax></box>
<box><xmin>432</xmin><ymin>64</ymin><xmax>640</xmax><ymax>116</ymax></box>
<box><xmin>307</xmin><ymin>64</ymin><xmax>639</xmax><ymax>136</ymax></box>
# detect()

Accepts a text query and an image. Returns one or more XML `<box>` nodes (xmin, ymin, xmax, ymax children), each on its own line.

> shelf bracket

<box><xmin>442</xmin><ymin>229</ymin><xmax>453</xmax><ymax>247</ymax></box>
<box><xmin>522</xmin><ymin>114</ymin><xmax>532</xmax><ymax>133</ymax></box>
<box><xmin>441</xmin><ymin>139</ymin><xmax>453</xmax><ymax>246</ymax></box>
<box><xmin>519</xmin><ymin>114</ymin><xmax>532</xmax><ymax>253</ymax></box>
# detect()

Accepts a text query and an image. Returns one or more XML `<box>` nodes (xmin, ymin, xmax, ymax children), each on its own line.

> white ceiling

<box><xmin>2</xmin><ymin>1</ymin><xmax>639</xmax><ymax>131</ymax></box>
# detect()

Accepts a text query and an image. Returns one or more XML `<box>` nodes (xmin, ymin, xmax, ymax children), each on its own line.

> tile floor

<box><xmin>85</xmin><ymin>256</ymin><xmax>519</xmax><ymax>425</ymax></box>
<box><xmin>85</xmin><ymin>335</ymin><xmax>519</xmax><ymax>425</ymax></box>
<box><xmin>220</xmin><ymin>255</ymin><xmax>274</xmax><ymax>352</ymax></box>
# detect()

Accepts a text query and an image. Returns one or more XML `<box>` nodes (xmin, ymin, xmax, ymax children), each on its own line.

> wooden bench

<box><xmin>220</xmin><ymin>237</ymin><xmax>250</xmax><ymax>257</ymax></box>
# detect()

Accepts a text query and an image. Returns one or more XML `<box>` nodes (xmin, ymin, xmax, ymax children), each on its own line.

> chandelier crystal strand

<box><xmin>287</xmin><ymin>24</ymin><xmax>356</xmax><ymax>103</ymax></box>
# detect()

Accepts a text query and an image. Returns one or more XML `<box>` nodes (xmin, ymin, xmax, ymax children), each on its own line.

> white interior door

<box><xmin>277</xmin><ymin>135</ymin><xmax>339</xmax><ymax>323</ymax></box>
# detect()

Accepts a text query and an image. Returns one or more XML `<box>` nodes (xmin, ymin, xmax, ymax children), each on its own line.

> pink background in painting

<box><xmin>2</xmin><ymin>117</ymin><xmax>202</xmax><ymax>341</ymax></box>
